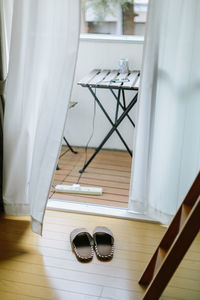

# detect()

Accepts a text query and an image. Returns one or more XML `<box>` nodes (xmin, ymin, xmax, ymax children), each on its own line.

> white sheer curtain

<box><xmin>3</xmin><ymin>0</ymin><xmax>80</xmax><ymax>234</ymax></box>
<box><xmin>129</xmin><ymin>0</ymin><xmax>200</xmax><ymax>223</ymax></box>
<box><xmin>0</xmin><ymin>0</ymin><xmax>13</xmax><ymax>79</ymax></box>
<box><xmin>0</xmin><ymin>0</ymin><xmax>13</xmax><ymax>211</ymax></box>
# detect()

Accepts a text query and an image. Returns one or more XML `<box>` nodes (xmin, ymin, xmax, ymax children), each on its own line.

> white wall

<box><xmin>64</xmin><ymin>35</ymin><xmax>144</xmax><ymax>150</ymax></box>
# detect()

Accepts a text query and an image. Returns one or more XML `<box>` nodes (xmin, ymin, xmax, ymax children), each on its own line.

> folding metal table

<box><xmin>78</xmin><ymin>69</ymin><xmax>140</xmax><ymax>173</ymax></box>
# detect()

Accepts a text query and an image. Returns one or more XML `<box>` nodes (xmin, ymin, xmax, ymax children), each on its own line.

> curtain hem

<box><xmin>31</xmin><ymin>216</ymin><xmax>42</xmax><ymax>235</ymax></box>
<box><xmin>148</xmin><ymin>205</ymin><xmax>173</xmax><ymax>225</ymax></box>
<box><xmin>3</xmin><ymin>203</ymin><xmax>42</xmax><ymax>235</ymax></box>
<box><xmin>129</xmin><ymin>200</ymin><xmax>173</xmax><ymax>225</ymax></box>
<box><xmin>4</xmin><ymin>202</ymin><xmax>30</xmax><ymax>215</ymax></box>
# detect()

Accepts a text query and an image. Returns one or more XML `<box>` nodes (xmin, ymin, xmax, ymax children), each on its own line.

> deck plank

<box><xmin>51</xmin><ymin>146</ymin><xmax>131</xmax><ymax>208</ymax></box>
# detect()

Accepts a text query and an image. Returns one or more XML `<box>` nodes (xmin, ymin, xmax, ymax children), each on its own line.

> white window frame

<box><xmin>80</xmin><ymin>33</ymin><xmax>144</xmax><ymax>44</ymax></box>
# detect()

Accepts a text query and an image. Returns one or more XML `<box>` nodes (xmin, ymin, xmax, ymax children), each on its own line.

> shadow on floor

<box><xmin>0</xmin><ymin>214</ymin><xmax>30</xmax><ymax>261</ymax></box>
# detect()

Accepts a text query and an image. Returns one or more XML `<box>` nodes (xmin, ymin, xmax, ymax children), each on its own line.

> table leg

<box><xmin>115</xmin><ymin>89</ymin><xmax>121</xmax><ymax>123</ymax></box>
<box><xmin>88</xmin><ymin>86</ymin><xmax>132</xmax><ymax>155</ymax></box>
<box><xmin>79</xmin><ymin>92</ymin><xmax>138</xmax><ymax>173</ymax></box>
<box><xmin>63</xmin><ymin>137</ymin><xmax>78</xmax><ymax>154</ymax></box>
<box><xmin>122</xmin><ymin>89</ymin><xmax>126</xmax><ymax>109</ymax></box>
<box><xmin>110</xmin><ymin>89</ymin><xmax>135</xmax><ymax>128</ymax></box>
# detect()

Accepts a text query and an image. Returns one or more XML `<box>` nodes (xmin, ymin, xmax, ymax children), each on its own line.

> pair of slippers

<box><xmin>70</xmin><ymin>226</ymin><xmax>114</xmax><ymax>262</ymax></box>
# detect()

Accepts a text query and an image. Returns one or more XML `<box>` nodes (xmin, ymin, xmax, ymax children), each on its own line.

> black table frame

<box><xmin>79</xmin><ymin>84</ymin><xmax>138</xmax><ymax>173</ymax></box>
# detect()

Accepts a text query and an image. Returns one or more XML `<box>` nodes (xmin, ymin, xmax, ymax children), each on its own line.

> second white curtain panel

<box><xmin>129</xmin><ymin>0</ymin><xmax>200</xmax><ymax>222</ymax></box>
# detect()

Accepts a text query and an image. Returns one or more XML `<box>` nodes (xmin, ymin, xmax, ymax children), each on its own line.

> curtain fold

<box><xmin>3</xmin><ymin>0</ymin><xmax>80</xmax><ymax>234</ymax></box>
<box><xmin>129</xmin><ymin>0</ymin><xmax>200</xmax><ymax>223</ymax></box>
<box><xmin>0</xmin><ymin>0</ymin><xmax>13</xmax><ymax>211</ymax></box>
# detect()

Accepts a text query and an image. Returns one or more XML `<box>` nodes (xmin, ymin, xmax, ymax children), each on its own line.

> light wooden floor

<box><xmin>0</xmin><ymin>210</ymin><xmax>199</xmax><ymax>300</ymax></box>
<box><xmin>50</xmin><ymin>147</ymin><xmax>131</xmax><ymax>208</ymax></box>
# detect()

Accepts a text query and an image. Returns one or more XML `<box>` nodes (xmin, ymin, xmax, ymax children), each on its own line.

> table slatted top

<box><xmin>78</xmin><ymin>69</ymin><xmax>140</xmax><ymax>90</ymax></box>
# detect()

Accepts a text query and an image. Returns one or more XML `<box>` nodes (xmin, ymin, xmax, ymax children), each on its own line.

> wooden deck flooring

<box><xmin>50</xmin><ymin>146</ymin><xmax>132</xmax><ymax>208</ymax></box>
<box><xmin>0</xmin><ymin>210</ymin><xmax>200</xmax><ymax>300</ymax></box>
